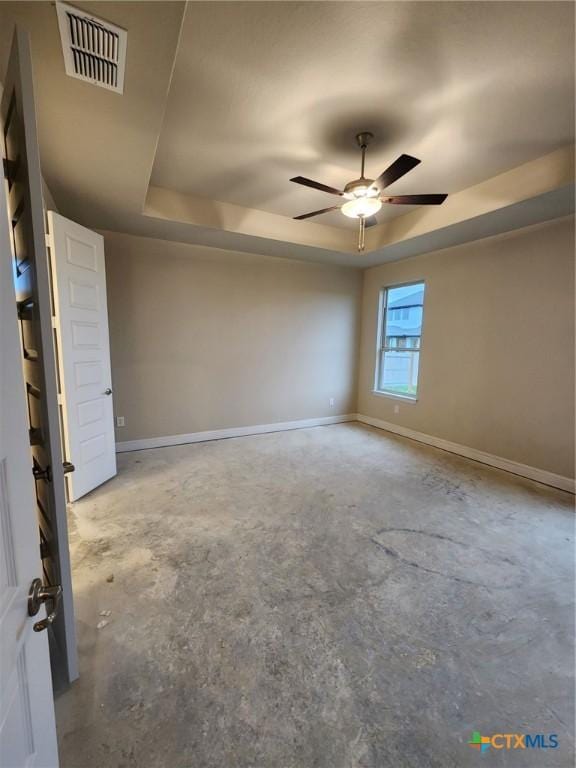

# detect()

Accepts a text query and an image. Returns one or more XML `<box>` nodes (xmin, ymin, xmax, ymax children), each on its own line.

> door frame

<box><xmin>1</xmin><ymin>26</ymin><xmax>78</xmax><ymax>688</ymax></box>
<box><xmin>0</xmin><ymin>118</ymin><xmax>59</xmax><ymax>768</ymax></box>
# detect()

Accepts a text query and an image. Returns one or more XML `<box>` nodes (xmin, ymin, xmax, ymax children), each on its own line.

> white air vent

<box><xmin>56</xmin><ymin>2</ymin><xmax>127</xmax><ymax>93</ymax></box>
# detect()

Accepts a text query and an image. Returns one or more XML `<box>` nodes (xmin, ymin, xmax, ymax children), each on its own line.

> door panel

<box><xmin>0</xmin><ymin>86</ymin><xmax>58</xmax><ymax>768</ymax></box>
<box><xmin>48</xmin><ymin>212</ymin><xmax>116</xmax><ymax>501</ymax></box>
<box><xmin>1</xmin><ymin>28</ymin><xmax>77</xmax><ymax>688</ymax></box>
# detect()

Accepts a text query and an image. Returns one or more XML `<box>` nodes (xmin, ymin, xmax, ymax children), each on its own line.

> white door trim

<box><xmin>0</xmin><ymin>57</ymin><xmax>59</xmax><ymax>763</ymax></box>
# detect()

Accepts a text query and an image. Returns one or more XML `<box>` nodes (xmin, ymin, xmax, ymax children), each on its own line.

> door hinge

<box><xmin>3</xmin><ymin>157</ymin><xmax>16</xmax><ymax>182</ymax></box>
<box><xmin>29</xmin><ymin>427</ymin><xmax>43</xmax><ymax>446</ymax></box>
<box><xmin>51</xmin><ymin>316</ymin><xmax>57</xmax><ymax>329</ymax></box>
<box><xmin>57</xmin><ymin>393</ymin><xmax>64</xmax><ymax>406</ymax></box>
<box><xmin>45</xmin><ymin>233</ymin><xmax>53</xmax><ymax>249</ymax></box>
<box><xmin>17</xmin><ymin>297</ymin><xmax>35</xmax><ymax>320</ymax></box>
<box><xmin>32</xmin><ymin>463</ymin><xmax>52</xmax><ymax>482</ymax></box>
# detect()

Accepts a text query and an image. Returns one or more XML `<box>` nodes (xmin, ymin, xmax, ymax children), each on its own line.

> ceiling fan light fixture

<box><xmin>341</xmin><ymin>196</ymin><xmax>382</xmax><ymax>219</ymax></box>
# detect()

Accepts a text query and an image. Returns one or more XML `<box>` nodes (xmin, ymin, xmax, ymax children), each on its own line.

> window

<box><xmin>375</xmin><ymin>281</ymin><xmax>425</xmax><ymax>399</ymax></box>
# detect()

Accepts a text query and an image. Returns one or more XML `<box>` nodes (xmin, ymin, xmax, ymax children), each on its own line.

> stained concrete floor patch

<box><xmin>370</xmin><ymin>527</ymin><xmax>522</xmax><ymax>589</ymax></box>
<box><xmin>55</xmin><ymin>423</ymin><xmax>575</xmax><ymax>768</ymax></box>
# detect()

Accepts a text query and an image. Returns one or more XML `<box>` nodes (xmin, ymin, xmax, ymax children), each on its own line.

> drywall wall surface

<box><xmin>357</xmin><ymin>216</ymin><xmax>575</xmax><ymax>479</ymax></box>
<box><xmin>103</xmin><ymin>232</ymin><xmax>362</xmax><ymax>442</ymax></box>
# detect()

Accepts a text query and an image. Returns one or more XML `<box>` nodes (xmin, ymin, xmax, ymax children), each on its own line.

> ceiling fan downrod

<box><xmin>356</xmin><ymin>131</ymin><xmax>373</xmax><ymax>180</ymax></box>
<box><xmin>356</xmin><ymin>132</ymin><xmax>373</xmax><ymax>252</ymax></box>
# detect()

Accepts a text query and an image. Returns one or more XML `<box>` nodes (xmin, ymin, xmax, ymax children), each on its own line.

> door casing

<box><xmin>1</xmin><ymin>26</ymin><xmax>78</xmax><ymax>689</ymax></box>
<box><xmin>0</xmin><ymin>44</ymin><xmax>59</xmax><ymax>768</ymax></box>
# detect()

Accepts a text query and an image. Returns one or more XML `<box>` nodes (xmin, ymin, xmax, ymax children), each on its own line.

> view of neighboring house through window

<box><xmin>375</xmin><ymin>281</ymin><xmax>425</xmax><ymax>399</ymax></box>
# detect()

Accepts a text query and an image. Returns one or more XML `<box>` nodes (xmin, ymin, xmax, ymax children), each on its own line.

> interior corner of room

<box><xmin>100</xmin><ymin>217</ymin><xmax>575</xmax><ymax>494</ymax></box>
<box><xmin>0</xmin><ymin>2</ymin><xmax>574</xmax><ymax>767</ymax></box>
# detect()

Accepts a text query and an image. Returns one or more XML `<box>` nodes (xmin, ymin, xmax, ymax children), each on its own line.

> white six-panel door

<box><xmin>47</xmin><ymin>212</ymin><xmax>116</xmax><ymax>502</ymax></box>
<box><xmin>0</xmin><ymin>147</ymin><xmax>59</xmax><ymax>768</ymax></box>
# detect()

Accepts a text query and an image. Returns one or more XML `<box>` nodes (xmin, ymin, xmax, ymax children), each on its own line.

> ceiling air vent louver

<box><xmin>56</xmin><ymin>2</ymin><xmax>127</xmax><ymax>93</ymax></box>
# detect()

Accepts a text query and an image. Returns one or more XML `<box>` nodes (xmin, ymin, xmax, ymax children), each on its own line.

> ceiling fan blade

<box><xmin>364</xmin><ymin>216</ymin><xmax>378</xmax><ymax>228</ymax></box>
<box><xmin>294</xmin><ymin>205</ymin><xmax>341</xmax><ymax>220</ymax></box>
<box><xmin>383</xmin><ymin>194</ymin><xmax>448</xmax><ymax>205</ymax></box>
<box><xmin>372</xmin><ymin>154</ymin><xmax>421</xmax><ymax>191</ymax></box>
<box><xmin>290</xmin><ymin>176</ymin><xmax>344</xmax><ymax>197</ymax></box>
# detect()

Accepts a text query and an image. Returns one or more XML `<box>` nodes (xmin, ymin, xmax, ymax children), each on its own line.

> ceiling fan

<box><xmin>290</xmin><ymin>132</ymin><xmax>448</xmax><ymax>252</ymax></box>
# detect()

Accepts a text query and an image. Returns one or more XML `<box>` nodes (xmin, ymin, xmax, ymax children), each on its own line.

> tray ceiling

<box><xmin>0</xmin><ymin>1</ymin><xmax>573</xmax><ymax>266</ymax></box>
<box><xmin>151</xmin><ymin>1</ymin><xmax>574</xmax><ymax>229</ymax></box>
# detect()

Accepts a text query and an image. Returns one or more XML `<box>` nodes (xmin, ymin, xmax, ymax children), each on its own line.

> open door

<box><xmin>1</xmin><ymin>28</ymin><xmax>77</xmax><ymax>693</ymax></box>
<box><xmin>0</xmin><ymin>85</ymin><xmax>58</xmax><ymax>768</ymax></box>
<box><xmin>47</xmin><ymin>212</ymin><xmax>117</xmax><ymax>501</ymax></box>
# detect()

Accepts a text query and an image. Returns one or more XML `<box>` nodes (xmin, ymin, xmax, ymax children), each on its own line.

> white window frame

<box><xmin>373</xmin><ymin>280</ymin><xmax>426</xmax><ymax>402</ymax></box>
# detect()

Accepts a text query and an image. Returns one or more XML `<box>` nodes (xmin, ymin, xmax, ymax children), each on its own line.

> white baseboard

<box><xmin>116</xmin><ymin>411</ymin><xmax>574</xmax><ymax>494</ymax></box>
<box><xmin>357</xmin><ymin>414</ymin><xmax>575</xmax><ymax>494</ymax></box>
<box><xmin>116</xmin><ymin>414</ymin><xmax>358</xmax><ymax>453</ymax></box>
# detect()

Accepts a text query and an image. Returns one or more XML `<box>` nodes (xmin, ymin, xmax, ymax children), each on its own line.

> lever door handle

<box><xmin>104</xmin><ymin>388</ymin><xmax>112</xmax><ymax>396</ymax></box>
<box><xmin>28</xmin><ymin>578</ymin><xmax>62</xmax><ymax>632</ymax></box>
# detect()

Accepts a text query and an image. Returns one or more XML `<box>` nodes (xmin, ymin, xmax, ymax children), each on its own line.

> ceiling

<box><xmin>152</xmin><ymin>1</ymin><xmax>575</xmax><ymax>229</ymax></box>
<box><xmin>0</xmin><ymin>1</ymin><xmax>574</xmax><ymax>266</ymax></box>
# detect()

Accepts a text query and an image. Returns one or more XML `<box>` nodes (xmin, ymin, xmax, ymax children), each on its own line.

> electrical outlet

<box><xmin>116</xmin><ymin>416</ymin><xmax>125</xmax><ymax>427</ymax></box>
<box><xmin>329</xmin><ymin>397</ymin><xmax>335</xmax><ymax>407</ymax></box>
<box><xmin>394</xmin><ymin>404</ymin><xmax>400</xmax><ymax>414</ymax></box>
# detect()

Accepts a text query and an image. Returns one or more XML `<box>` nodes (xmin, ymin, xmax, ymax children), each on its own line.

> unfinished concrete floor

<box><xmin>55</xmin><ymin>423</ymin><xmax>574</xmax><ymax>768</ymax></box>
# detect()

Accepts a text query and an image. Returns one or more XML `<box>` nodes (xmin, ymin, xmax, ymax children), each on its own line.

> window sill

<box><xmin>371</xmin><ymin>390</ymin><xmax>418</xmax><ymax>404</ymax></box>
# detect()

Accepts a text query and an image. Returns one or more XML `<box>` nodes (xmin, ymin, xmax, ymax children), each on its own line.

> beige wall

<box><xmin>103</xmin><ymin>232</ymin><xmax>362</xmax><ymax>442</ymax></box>
<box><xmin>357</xmin><ymin>216</ymin><xmax>575</xmax><ymax>479</ymax></box>
<box><xmin>104</xmin><ymin>217</ymin><xmax>574</xmax><ymax>478</ymax></box>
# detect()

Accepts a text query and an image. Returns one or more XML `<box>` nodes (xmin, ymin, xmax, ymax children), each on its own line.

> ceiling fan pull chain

<box><xmin>358</xmin><ymin>217</ymin><xmax>366</xmax><ymax>252</ymax></box>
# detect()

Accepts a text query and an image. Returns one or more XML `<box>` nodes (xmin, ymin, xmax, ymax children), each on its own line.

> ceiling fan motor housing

<box><xmin>344</xmin><ymin>178</ymin><xmax>378</xmax><ymax>199</ymax></box>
